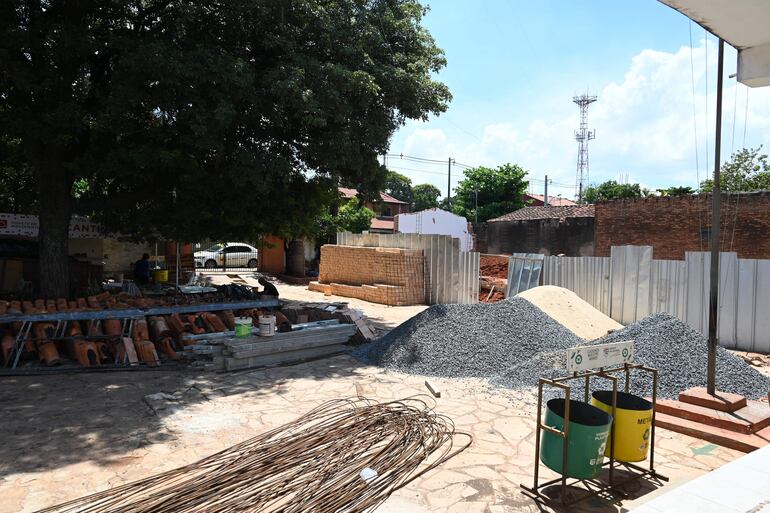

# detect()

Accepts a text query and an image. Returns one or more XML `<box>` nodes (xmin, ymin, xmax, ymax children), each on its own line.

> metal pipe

<box><xmin>707</xmin><ymin>38</ymin><xmax>725</xmax><ymax>396</ymax></box>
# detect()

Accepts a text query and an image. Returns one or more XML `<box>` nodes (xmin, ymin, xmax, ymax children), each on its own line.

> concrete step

<box><xmin>655</xmin><ymin>412</ymin><xmax>770</xmax><ymax>453</ymax></box>
<box><xmin>655</xmin><ymin>399</ymin><xmax>770</xmax><ymax>434</ymax></box>
<box><xmin>679</xmin><ymin>387</ymin><xmax>747</xmax><ymax>412</ymax></box>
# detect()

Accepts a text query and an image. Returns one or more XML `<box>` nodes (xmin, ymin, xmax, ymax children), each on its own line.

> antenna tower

<box><xmin>573</xmin><ymin>94</ymin><xmax>597</xmax><ymax>202</ymax></box>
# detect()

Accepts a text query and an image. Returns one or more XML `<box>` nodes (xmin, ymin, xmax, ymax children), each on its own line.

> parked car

<box><xmin>194</xmin><ymin>242</ymin><xmax>259</xmax><ymax>269</ymax></box>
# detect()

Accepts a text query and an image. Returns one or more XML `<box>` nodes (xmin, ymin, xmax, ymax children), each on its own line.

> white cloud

<box><xmin>388</xmin><ymin>40</ymin><xmax>770</xmax><ymax>200</ymax></box>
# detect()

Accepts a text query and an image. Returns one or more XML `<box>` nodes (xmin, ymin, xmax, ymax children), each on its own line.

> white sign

<box><xmin>566</xmin><ymin>341</ymin><xmax>634</xmax><ymax>372</ymax></box>
<box><xmin>0</xmin><ymin>214</ymin><xmax>102</xmax><ymax>239</ymax></box>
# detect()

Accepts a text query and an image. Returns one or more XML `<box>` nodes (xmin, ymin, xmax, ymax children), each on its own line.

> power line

<box><xmin>743</xmin><ymin>87</ymin><xmax>749</xmax><ymax>148</ymax></box>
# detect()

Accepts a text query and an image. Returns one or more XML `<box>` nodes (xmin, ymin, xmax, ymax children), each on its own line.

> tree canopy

<box><xmin>700</xmin><ymin>147</ymin><xmax>770</xmax><ymax>193</ymax></box>
<box><xmin>0</xmin><ymin>0</ymin><xmax>450</xmax><ymax>296</ymax></box>
<box><xmin>583</xmin><ymin>180</ymin><xmax>644</xmax><ymax>203</ymax></box>
<box><xmin>336</xmin><ymin>197</ymin><xmax>375</xmax><ymax>234</ymax></box>
<box><xmin>383</xmin><ymin>171</ymin><xmax>414</xmax><ymax>204</ymax></box>
<box><xmin>657</xmin><ymin>186</ymin><xmax>695</xmax><ymax>196</ymax></box>
<box><xmin>411</xmin><ymin>183</ymin><xmax>441</xmax><ymax>211</ymax></box>
<box><xmin>452</xmin><ymin>164</ymin><xmax>529</xmax><ymax>222</ymax></box>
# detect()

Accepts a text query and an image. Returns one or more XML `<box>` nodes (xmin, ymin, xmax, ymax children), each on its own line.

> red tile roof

<box><xmin>370</xmin><ymin>218</ymin><xmax>395</xmax><ymax>231</ymax></box>
<box><xmin>338</xmin><ymin>187</ymin><xmax>407</xmax><ymax>204</ymax></box>
<box><xmin>489</xmin><ymin>205</ymin><xmax>595</xmax><ymax>222</ymax></box>
<box><xmin>524</xmin><ymin>193</ymin><xmax>577</xmax><ymax>206</ymax></box>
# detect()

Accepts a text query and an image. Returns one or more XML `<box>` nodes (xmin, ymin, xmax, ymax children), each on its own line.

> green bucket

<box><xmin>234</xmin><ymin>319</ymin><xmax>252</xmax><ymax>338</ymax></box>
<box><xmin>540</xmin><ymin>398</ymin><xmax>613</xmax><ymax>479</ymax></box>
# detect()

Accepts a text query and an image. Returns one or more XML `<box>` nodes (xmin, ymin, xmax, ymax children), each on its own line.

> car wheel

<box><xmin>247</xmin><ymin>258</ymin><xmax>258</xmax><ymax>268</ymax></box>
<box><xmin>205</xmin><ymin>259</ymin><xmax>218</xmax><ymax>269</ymax></box>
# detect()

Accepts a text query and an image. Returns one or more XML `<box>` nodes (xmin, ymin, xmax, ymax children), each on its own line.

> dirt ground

<box><xmin>0</xmin><ymin>285</ymin><xmax>750</xmax><ymax>513</ymax></box>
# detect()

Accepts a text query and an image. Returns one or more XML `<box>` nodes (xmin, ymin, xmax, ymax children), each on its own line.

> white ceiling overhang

<box><xmin>659</xmin><ymin>0</ymin><xmax>770</xmax><ymax>87</ymax></box>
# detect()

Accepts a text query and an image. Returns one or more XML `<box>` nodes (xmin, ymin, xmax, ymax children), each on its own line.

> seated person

<box><xmin>258</xmin><ymin>276</ymin><xmax>279</xmax><ymax>297</ymax></box>
<box><xmin>133</xmin><ymin>253</ymin><xmax>151</xmax><ymax>285</ymax></box>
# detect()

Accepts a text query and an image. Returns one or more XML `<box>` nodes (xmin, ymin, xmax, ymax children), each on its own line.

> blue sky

<box><xmin>386</xmin><ymin>0</ymin><xmax>770</xmax><ymax>200</ymax></box>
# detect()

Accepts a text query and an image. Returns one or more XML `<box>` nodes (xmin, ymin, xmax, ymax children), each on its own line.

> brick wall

<box><xmin>594</xmin><ymin>192</ymin><xmax>770</xmax><ymax>260</ymax></box>
<box><xmin>310</xmin><ymin>245</ymin><xmax>424</xmax><ymax>305</ymax></box>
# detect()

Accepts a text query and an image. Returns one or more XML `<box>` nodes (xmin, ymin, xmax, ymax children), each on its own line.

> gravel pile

<box><xmin>356</xmin><ymin>300</ymin><xmax>770</xmax><ymax>400</ymax></box>
<box><xmin>354</xmin><ymin>296</ymin><xmax>582</xmax><ymax>379</ymax></box>
<box><xmin>584</xmin><ymin>313</ymin><xmax>770</xmax><ymax>399</ymax></box>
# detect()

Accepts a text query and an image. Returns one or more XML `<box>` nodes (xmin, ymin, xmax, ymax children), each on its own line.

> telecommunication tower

<box><xmin>573</xmin><ymin>94</ymin><xmax>597</xmax><ymax>202</ymax></box>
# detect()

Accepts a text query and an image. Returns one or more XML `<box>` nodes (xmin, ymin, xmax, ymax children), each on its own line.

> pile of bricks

<box><xmin>308</xmin><ymin>245</ymin><xmax>425</xmax><ymax>306</ymax></box>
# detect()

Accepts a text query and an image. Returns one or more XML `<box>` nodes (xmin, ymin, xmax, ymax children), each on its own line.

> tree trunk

<box><xmin>286</xmin><ymin>239</ymin><xmax>305</xmax><ymax>277</ymax></box>
<box><xmin>37</xmin><ymin>169</ymin><xmax>73</xmax><ymax>298</ymax></box>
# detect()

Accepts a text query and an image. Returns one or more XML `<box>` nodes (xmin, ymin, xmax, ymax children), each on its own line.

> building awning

<box><xmin>659</xmin><ymin>0</ymin><xmax>770</xmax><ymax>87</ymax></box>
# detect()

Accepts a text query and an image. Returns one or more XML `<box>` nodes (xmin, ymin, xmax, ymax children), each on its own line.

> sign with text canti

<box><xmin>566</xmin><ymin>341</ymin><xmax>634</xmax><ymax>372</ymax></box>
<box><xmin>0</xmin><ymin>214</ymin><xmax>102</xmax><ymax>239</ymax></box>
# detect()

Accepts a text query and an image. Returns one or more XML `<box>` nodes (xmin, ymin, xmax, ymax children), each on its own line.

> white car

<box><xmin>194</xmin><ymin>242</ymin><xmax>259</xmax><ymax>269</ymax></box>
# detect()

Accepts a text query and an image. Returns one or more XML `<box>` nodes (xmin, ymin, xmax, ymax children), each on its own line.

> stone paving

<box><xmin>0</xmin><ymin>355</ymin><xmax>741</xmax><ymax>513</ymax></box>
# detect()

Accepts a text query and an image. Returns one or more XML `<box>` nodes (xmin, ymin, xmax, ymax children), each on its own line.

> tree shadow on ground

<box><xmin>0</xmin><ymin>355</ymin><xmax>365</xmax><ymax>477</ymax></box>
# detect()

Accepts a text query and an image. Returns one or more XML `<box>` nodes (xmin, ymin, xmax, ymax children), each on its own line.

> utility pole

<box><xmin>544</xmin><ymin>174</ymin><xmax>549</xmax><ymax>206</ymax></box>
<box><xmin>707</xmin><ymin>39</ymin><xmax>725</xmax><ymax>396</ymax></box>
<box><xmin>573</xmin><ymin>94</ymin><xmax>597</xmax><ymax>202</ymax></box>
<box><xmin>474</xmin><ymin>189</ymin><xmax>478</xmax><ymax>224</ymax></box>
<box><xmin>447</xmin><ymin>157</ymin><xmax>454</xmax><ymax>208</ymax></box>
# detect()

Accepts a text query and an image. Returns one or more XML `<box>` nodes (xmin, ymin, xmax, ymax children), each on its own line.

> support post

<box><xmin>707</xmin><ymin>38</ymin><xmax>725</xmax><ymax>396</ymax></box>
<box><xmin>544</xmin><ymin>174</ymin><xmax>549</xmax><ymax>206</ymax></box>
<box><xmin>447</xmin><ymin>157</ymin><xmax>453</xmax><ymax>209</ymax></box>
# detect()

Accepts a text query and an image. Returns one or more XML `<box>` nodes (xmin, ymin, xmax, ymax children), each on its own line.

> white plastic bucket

<box><xmin>258</xmin><ymin>315</ymin><xmax>276</xmax><ymax>337</ymax></box>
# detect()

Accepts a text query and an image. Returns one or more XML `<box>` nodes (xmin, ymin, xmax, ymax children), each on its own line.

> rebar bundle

<box><xmin>37</xmin><ymin>396</ymin><xmax>471</xmax><ymax>513</ymax></box>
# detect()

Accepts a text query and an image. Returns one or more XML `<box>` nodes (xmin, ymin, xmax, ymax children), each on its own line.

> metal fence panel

<box><xmin>736</xmin><ymin>259</ymin><xmax>770</xmax><ymax>353</ymax></box>
<box><xmin>649</xmin><ymin>259</ymin><xmax>687</xmax><ymax>319</ymax></box>
<box><xmin>542</xmin><ymin>245</ymin><xmax>769</xmax><ymax>353</ymax></box>
<box><xmin>506</xmin><ymin>253</ymin><xmax>545</xmax><ymax>296</ymax></box>
<box><xmin>542</xmin><ymin>256</ymin><xmax>611</xmax><ymax>314</ymax></box>
<box><xmin>609</xmin><ymin>245</ymin><xmax>652</xmax><ymax>325</ymax></box>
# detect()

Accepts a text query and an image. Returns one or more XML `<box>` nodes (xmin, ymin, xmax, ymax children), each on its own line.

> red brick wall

<box><xmin>594</xmin><ymin>192</ymin><xmax>770</xmax><ymax>260</ymax></box>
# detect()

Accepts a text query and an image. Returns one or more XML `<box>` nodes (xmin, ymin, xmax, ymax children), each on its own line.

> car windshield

<box><xmin>204</xmin><ymin>244</ymin><xmax>224</xmax><ymax>252</ymax></box>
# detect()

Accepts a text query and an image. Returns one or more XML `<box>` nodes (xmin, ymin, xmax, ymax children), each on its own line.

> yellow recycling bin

<box><xmin>153</xmin><ymin>269</ymin><xmax>169</xmax><ymax>283</ymax></box>
<box><xmin>591</xmin><ymin>390</ymin><xmax>653</xmax><ymax>462</ymax></box>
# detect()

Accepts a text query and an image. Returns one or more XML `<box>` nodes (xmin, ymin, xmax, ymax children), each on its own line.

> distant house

<box><xmin>395</xmin><ymin>208</ymin><xmax>474</xmax><ymax>251</ymax></box>
<box><xmin>477</xmin><ymin>205</ymin><xmax>595</xmax><ymax>256</ymax></box>
<box><xmin>523</xmin><ymin>193</ymin><xmax>577</xmax><ymax>207</ymax></box>
<box><xmin>338</xmin><ymin>187</ymin><xmax>410</xmax><ymax>233</ymax></box>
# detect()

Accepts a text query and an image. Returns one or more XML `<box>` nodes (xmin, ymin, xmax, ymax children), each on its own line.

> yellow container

<box><xmin>153</xmin><ymin>269</ymin><xmax>169</xmax><ymax>283</ymax></box>
<box><xmin>591</xmin><ymin>391</ymin><xmax>653</xmax><ymax>462</ymax></box>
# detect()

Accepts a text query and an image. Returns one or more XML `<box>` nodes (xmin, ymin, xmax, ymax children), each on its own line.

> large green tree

<box><xmin>0</xmin><ymin>0</ymin><xmax>450</xmax><ymax>297</ymax></box>
<box><xmin>452</xmin><ymin>164</ymin><xmax>529</xmax><ymax>222</ymax></box>
<box><xmin>583</xmin><ymin>180</ymin><xmax>643</xmax><ymax>203</ymax></box>
<box><xmin>411</xmin><ymin>183</ymin><xmax>441</xmax><ymax>211</ymax></box>
<box><xmin>700</xmin><ymin>147</ymin><xmax>770</xmax><ymax>192</ymax></box>
<box><xmin>383</xmin><ymin>171</ymin><xmax>413</xmax><ymax>204</ymax></box>
<box><xmin>336</xmin><ymin>197</ymin><xmax>375</xmax><ymax>233</ymax></box>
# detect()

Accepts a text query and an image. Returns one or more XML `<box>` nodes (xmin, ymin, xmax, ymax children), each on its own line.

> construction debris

<box><xmin>37</xmin><ymin>397</ymin><xmax>471</xmax><ymax>513</ymax></box>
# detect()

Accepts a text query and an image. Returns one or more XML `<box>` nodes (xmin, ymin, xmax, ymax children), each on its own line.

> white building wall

<box><xmin>395</xmin><ymin>209</ymin><xmax>473</xmax><ymax>252</ymax></box>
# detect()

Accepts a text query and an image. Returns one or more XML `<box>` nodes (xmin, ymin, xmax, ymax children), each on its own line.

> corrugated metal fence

<box><xmin>337</xmin><ymin>232</ymin><xmax>480</xmax><ymax>304</ymax></box>
<box><xmin>542</xmin><ymin>245</ymin><xmax>770</xmax><ymax>353</ymax></box>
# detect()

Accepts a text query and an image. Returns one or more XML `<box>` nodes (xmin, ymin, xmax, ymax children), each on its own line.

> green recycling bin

<box><xmin>540</xmin><ymin>398</ymin><xmax>613</xmax><ymax>479</ymax></box>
